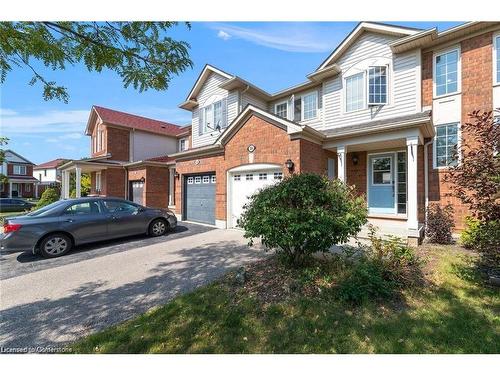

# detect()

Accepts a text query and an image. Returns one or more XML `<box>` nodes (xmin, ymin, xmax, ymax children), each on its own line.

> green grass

<box><xmin>72</xmin><ymin>245</ymin><xmax>500</xmax><ymax>354</ymax></box>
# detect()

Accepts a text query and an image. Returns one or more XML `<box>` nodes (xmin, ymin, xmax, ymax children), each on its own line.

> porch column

<box><xmin>8</xmin><ymin>181</ymin><xmax>12</xmax><ymax>198</ymax></box>
<box><xmin>337</xmin><ymin>146</ymin><xmax>347</xmax><ymax>183</ymax></box>
<box><xmin>63</xmin><ymin>170</ymin><xmax>70</xmax><ymax>199</ymax></box>
<box><xmin>75</xmin><ymin>167</ymin><xmax>82</xmax><ymax>198</ymax></box>
<box><xmin>406</xmin><ymin>136</ymin><xmax>419</xmax><ymax>235</ymax></box>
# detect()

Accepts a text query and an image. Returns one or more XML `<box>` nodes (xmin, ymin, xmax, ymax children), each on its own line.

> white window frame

<box><xmin>494</xmin><ymin>32</ymin><xmax>500</xmax><ymax>86</ymax></box>
<box><xmin>202</xmin><ymin>175</ymin><xmax>210</xmax><ymax>184</ymax></box>
<box><xmin>367</xmin><ymin>65</ymin><xmax>389</xmax><ymax>106</ymax></box>
<box><xmin>344</xmin><ymin>72</ymin><xmax>366</xmax><ymax>113</ymax></box>
<box><xmin>194</xmin><ymin>176</ymin><xmax>202</xmax><ymax>184</ymax></box>
<box><xmin>433</xmin><ymin>46</ymin><xmax>461</xmax><ymax>99</ymax></box>
<box><xmin>371</xmin><ymin>156</ymin><xmax>393</xmax><ymax>186</ymax></box>
<box><xmin>95</xmin><ymin>172</ymin><xmax>102</xmax><ymax>191</ymax></box>
<box><xmin>179</xmin><ymin>137</ymin><xmax>188</xmax><ymax>151</ymax></box>
<box><xmin>187</xmin><ymin>177</ymin><xmax>194</xmax><ymax>184</ymax></box>
<box><xmin>211</xmin><ymin>175</ymin><xmax>216</xmax><ymax>183</ymax></box>
<box><xmin>13</xmin><ymin>165</ymin><xmax>27</xmax><ymax>175</ymax></box>
<box><xmin>200</xmin><ymin>98</ymin><xmax>225</xmax><ymax>134</ymax></box>
<box><xmin>274</xmin><ymin>100</ymin><xmax>288</xmax><ymax>119</ymax></box>
<box><xmin>258</xmin><ymin>173</ymin><xmax>267</xmax><ymax>180</ymax></box>
<box><xmin>301</xmin><ymin>91</ymin><xmax>318</xmax><ymax>121</ymax></box>
<box><xmin>433</xmin><ymin>122</ymin><xmax>461</xmax><ymax>169</ymax></box>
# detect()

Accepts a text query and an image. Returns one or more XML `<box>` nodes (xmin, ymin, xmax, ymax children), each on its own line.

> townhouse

<box><xmin>0</xmin><ymin>150</ymin><xmax>38</xmax><ymax>198</ymax></box>
<box><xmin>59</xmin><ymin>105</ymin><xmax>190</xmax><ymax>207</ymax></box>
<box><xmin>60</xmin><ymin>21</ymin><xmax>500</xmax><ymax>244</ymax></box>
<box><xmin>33</xmin><ymin>158</ymin><xmax>65</xmax><ymax>197</ymax></box>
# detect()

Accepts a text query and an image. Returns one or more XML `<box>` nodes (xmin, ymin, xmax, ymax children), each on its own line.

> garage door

<box><xmin>229</xmin><ymin>169</ymin><xmax>283</xmax><ymax>228</ymax></box>
<box><xmin>184</xmin><ymin>174</ymin><xmax>216</xmax><ymax>225</ymax></box>
<box><xmin>129</xmin><ymin>181</ymin><xmax>144</xmax><ymax>206</ymax></box>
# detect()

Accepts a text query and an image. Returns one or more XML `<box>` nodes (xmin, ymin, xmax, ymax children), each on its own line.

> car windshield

<box><xmin>26</xmin><ymin>201</ymin><xmax>63</xmax><ymax>217</ymax></box>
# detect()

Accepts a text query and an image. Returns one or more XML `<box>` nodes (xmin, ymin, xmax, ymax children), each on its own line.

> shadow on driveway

<box><xmin>1</xmin><ymin>222</ymin><xmax>214</xmax><ymax>280</ymax></box>
<box><xmin>0</xmin><ymin>239</ymin><xmax>264</xmax><ymax>349</ymax></box>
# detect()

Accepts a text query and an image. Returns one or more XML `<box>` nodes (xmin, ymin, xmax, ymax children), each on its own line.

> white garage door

<box><xmin>229</xmin><ymin>169</ymin><xmax>283</xmax><ymax>228</ymax></box>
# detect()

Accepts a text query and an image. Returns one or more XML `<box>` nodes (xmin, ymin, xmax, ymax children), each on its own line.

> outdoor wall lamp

<box><xmin>140</xmin><ymin>177</ymin><xmax>145</xmax><ymax>183</ymax></box>
<box><xmin>352</xmin><ymin>154</ymin><xmax>359</xmax><ymax>165</ymax></box>
<box><xmin>285</xmin><ymin>159</ymin><xmax>295</xmax><ymax>172</ymax></box>
<box><xmin>174</xmin><ymin>171</ymin><xmax>180</xmax><ymax>179</ymax></box>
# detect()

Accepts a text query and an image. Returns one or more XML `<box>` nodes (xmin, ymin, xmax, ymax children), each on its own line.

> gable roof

<box><xmin>316</xmin><ymin>22</ymin><xmax>422</xmax><ymax>71</ymax></box>
<box><xmin>34</xmin><ymin>158</ymin><xmax>66</xmax><ymax>170</ymax></box>
<box><xmin>85</xmin><ymin>106</ymin><xmax>185</xmax><ymax>137</ymax></box>
<box><xmin>2</xmin><ymin>149</ymin><xmax>34</xmax><ymax>165</ymax></box>
<box><xmin>183</xmin><ymin>64</ymin><xmax>233</xmax><ymax>102</ymax></box>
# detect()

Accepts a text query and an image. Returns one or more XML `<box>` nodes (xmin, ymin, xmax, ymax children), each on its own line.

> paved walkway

<box><xmin>0</xmin><ymin>228</ymin><xmax>264</xmax><ymax>350</ymax></box>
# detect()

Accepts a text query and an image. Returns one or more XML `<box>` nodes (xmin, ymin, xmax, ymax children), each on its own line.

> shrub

<box><xmin>35</xmin><ymin>187</ymin><xmax>60</xmax><ymax>209</ymax></box>
<box><xmin>337</xmin><ymin>259</ymin><xmax>395</xmax><ymax>304</ymax></box>
<box><xmin>460</xmin><ymin>217</ymin><xmax>481</xmax><ymax>249</ymax></box>
<box><xmin>461</xmin><ymin>218</ymin><xmax>500</xmax><ymax>268</ymax></box>
<box><xmin>337</xmin><ymin>225</ymin><xmax>423</xmax><ymax>304</ymax></box>
<box><xmin>239</xmin><ymin>173</ymin><xmax>367</xmax><ymax>267</ymax></box>
<box><xmin>425</xmin><ymin>204</ymin><xmax>455</xmax><ymax>244</ymax></box>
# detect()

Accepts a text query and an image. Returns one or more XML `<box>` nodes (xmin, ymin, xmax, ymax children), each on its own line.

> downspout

<box><xmin>424</xmin><ymin>139</ymin><xmax>433</xmax><ymax>225</ymax></box>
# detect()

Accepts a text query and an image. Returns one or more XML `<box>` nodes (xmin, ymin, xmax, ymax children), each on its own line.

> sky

<box><xmin>0</xmin><ymin>21</ymin><xmax>462</xmax><ymax>165</ymax></box>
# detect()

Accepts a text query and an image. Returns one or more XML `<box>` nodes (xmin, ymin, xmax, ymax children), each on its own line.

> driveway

<box><xmin>0</xmin><ymin>224</ymin><xmax>265</xmax><ymax>350</ymax></box>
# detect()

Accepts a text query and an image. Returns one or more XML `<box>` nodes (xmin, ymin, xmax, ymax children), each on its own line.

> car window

<box><xmin>103</xmin><ymin>200</ymin><xmax>139</xmax><ymax>214</ymax></box>
<box><xmin>27</xmin><ymin>201</ymin><xmax>63</xmax><ymax>217</ymax></box>
<box><xmin>64</xmin><ymin>201</ymin><xmax>101</xmax><ymax>215</ymax></box>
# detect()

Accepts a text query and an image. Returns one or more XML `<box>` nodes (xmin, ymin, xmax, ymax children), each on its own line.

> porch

<box><xmin>323</xmin><ymin>112</ymin><xmax>433</xmax><ymax>243</ymax></box>
<box><xmin>58</xmin><ymin>159</ymin><xmax>126</xmax><ymax>199</ymax></box>
<box><xmin>1</xmin><ymin>178</ymin><xmax>38</xmax><ymax>198</ymax></box>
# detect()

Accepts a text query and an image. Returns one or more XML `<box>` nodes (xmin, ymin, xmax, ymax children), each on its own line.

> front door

<box><xmin>129</xmin><ymin>181</ymin><xmax>144</xmax><ymax>206</ymax></box>
<box><xmin>368</xmin><ymin>153</ymin><xmax>396</xmax><ymax>214</ymax></box>
<box><xmin>11</xmin><ymin>183</ymin><xmax>18</xmax><ymax>197</ymax></box>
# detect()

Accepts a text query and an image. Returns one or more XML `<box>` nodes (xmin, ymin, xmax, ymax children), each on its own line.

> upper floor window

<box><xmin>199</xmin><ymin>98</ymin><xmax>227</xmax><ymax>134</ymax></box>
<box><xmin>434</xmin><ymin>122</ymin><xmax>459</xmax><ymax>168</ymax></box>
<box><xmin>179</xmin><ymin>138</ymin><xmax>188</xmax><ymax>151</ymax></box>
<box><xmin>368</xmin><ymin>66</ymin><xmax>388</xmax><ymax>105</ymax></box>
<box><xmin>434</xmin><ymin>48</ymin><xmax>459</xmax><ymax>97</ymax></box>
<box><xmin>345</xmin><ymin>72</ymin><xmax>365</xmax><ymax>112</ymax></box>
<box><xmin>302</xmin><ymin>92</ymin><xmax>318</xmax><ymax>121</ymax></box>
<box><xmin>275</xmin><ymin>101</ymin><xmax>288</xmax><ymax>119</ymax></box>
<box><xmin>13</xmin><ymin>165</ymin><xmax>27</xmax><ymax>175</ymax></box>
<box><xmin>494</xmin><ymin>34</ymin><xmax>500</xmax><ymax>85</ymax></box>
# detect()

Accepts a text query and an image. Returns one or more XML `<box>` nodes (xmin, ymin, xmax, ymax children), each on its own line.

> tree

<box><xmin>70</xmin><ymin>173</ymin><xmax>91</xmax><ymax>198</ymax></box>
<box><xmin>445</xmin><ymin>110</ymin><xmax>500</xmax><ymax>267</ymax></box>
<box><xmin>239</xmin><ymin>174</ymin><xmax>367</xmax><ymax>267</ymax></box>
<box><xmin>35</xmin><ymin>187</ymin><xmax>60</xmax><ymax>209</ymax></box>
<box><xmin>0</xmin><ymin>137</ymin><xmax>9</xmax><ymax>184</ymax></box>
<box><xmin>0</xmin><ymin>22</ymin><xmax>192</xmax><ymax>102</ymax></box>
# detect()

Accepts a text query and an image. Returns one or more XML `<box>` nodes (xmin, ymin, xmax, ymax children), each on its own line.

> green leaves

<box><xmin>239</xmin><ymin>173</ymin><xmax>368</xmax><ymax>267</ymax></box>
<box><xmin>0</xmin><ymin>22</ymin><xmax>193</xmax><ymax>102</ymax></box>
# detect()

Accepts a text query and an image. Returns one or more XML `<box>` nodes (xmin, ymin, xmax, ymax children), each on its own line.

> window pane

<box><xmin>435</xmin><ymin>123</ymin><xmax>459</xmax><ymax>167</ymax></box>
<box><xmin>368</xmin><ymin>67</ymin><xmax>388</xmax><ymax>105</ymax></box>
<box><xmin>435</xmin><ymin>50</ymin><xmax>459</xmax><ymax>96</ymax></box>
<box><xmin>346</xmin><ymin>73</ymin><xmax>364</xmax><ymax>112</ymax></box>
<box><xmin>276</xmin><ymin>102</ymin><xmax>288</xmax><ymax>118</ymax></box>
<box><xmin>213</xmin><ymin>101</ymin><xmax>222</xmax><ymax>129</ymax></box>
<box><xmin>302</xmin><ymin>92</ymin><xmax>317</xmax><ymax>120</ymax></box>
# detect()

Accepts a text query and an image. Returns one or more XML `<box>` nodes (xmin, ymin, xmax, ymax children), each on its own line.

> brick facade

<box><xmin>423</xmin><ymin>31</ymin><xmax>494</xmax><ymax>230</ymax></box>
<box><xmin>128</xmin><ymin>166</ymin><xmax>169</xmax><ymax>209</ymax></box>
<box><xmin>174</xmin><ymin>114</ymin><xmax>335</xmax><ymax>222</ymax></box>
<box><xmin>106</xmin><ymin>127</ymin><xmax>130</xmax><ymax>161</ymax></box>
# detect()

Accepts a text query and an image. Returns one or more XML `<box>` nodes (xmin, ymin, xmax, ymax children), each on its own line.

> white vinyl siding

<box><xmin>192</xmin><ymin>72</ymin><xmax>230</xmax><ymax>148</ymax></box>
<box><xmin>345</xmin><ymin>73</ymin><xmax>365</xmax><ymax>112</ymax></box>
<box><xmin>302</xmin><ymin>92</ymin><xmax>318</xmax><ymax>120</ymax></box>
<box><xmin>434</xmin><ymin>123</ymin><xmax>459</xmax><ymax>168</ymax></box>
<box><xmin>434</xmin><ymin>48</ymin><xmax>459</xmax><ymax>97</ymax></box>
<box><xmin>320</xmin><ymin>32</ymin><xmax>419</xmax><ymax>131</ymax></box>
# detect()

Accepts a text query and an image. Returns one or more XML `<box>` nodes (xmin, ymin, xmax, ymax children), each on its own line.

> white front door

<box><xmin>229</xmin><ymin>169</ymin><xmax>283</xmax><ymax>228</ymax></box>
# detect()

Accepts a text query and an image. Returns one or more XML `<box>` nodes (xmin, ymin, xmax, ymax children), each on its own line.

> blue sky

<box><xmin>0</xmin><ymin>21</ymin><xmax>461</xmax><ymax>164</ymax></box>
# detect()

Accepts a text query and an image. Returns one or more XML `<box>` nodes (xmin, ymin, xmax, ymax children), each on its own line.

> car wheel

<box><xmin>149</xmin><ymin>219</ymin><xmax>168</xmax><ymax>237</ymax></box>
<box><xmin>39</xmin><ymin>234</ymin><xmax>72</xmax><ymax>258</ymax></box>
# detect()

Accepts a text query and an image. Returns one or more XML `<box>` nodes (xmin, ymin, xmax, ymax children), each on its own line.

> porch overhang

<box><xmin>58</xmin><ymin>159</ymin><xmax>125</xmax><ymax>173</ymax></box>
<box><xmin>322</xmin><ymin>111</ymin><xmax>432</xmax><ymax>151</ymax></box>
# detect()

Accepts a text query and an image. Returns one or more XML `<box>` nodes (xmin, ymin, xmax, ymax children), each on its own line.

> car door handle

<box><xmin>65</xmin><ymin>219</ymin><xmax>75</xmax><ymax>223</ymax></box>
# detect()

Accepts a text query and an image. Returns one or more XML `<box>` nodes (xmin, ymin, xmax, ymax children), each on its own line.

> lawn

<box><xmin>72</xmin><ymin>245</ymin><xmax>500</xmax><ymax>354</ymax></box>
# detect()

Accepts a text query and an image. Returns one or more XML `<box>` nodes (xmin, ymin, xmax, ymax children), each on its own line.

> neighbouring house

<box><xmin>33</xmin><ymin>158</ymin><xmax>65</xmax><ymax>198</ymax></box>
<box><xmin>58</xmin><ymin>105</ymin><xmax>190</xmax><ymax>208</ymax></box>
<box><xmin>60</xmin><ymin>21</ymin><xmax>500</xmax><ymax>244</ymax></box>
<box><xmin>0</xmin><ymin>150</ymin><xmax>38</xmax><ymax>198</ymax></box>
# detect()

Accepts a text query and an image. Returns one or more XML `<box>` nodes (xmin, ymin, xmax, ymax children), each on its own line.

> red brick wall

<box><xmin>425</xmin><ymin>32</ymin><xmax>494</xmax><ymax>230</ymax></box>
<box><xmin>100</xmin><ymin>169</ymin><xmax>126</xmax><ymax>198</ymax></box>
<box><xmin>128</xmin><ymin>166</ymin><xmax>169</xmax><ymax>209</ymax></box>
<box><xmin>346</xmin><ymin>151</ymin><xmax>367</xmax><ymax>197</ymax></box>
<box><xmin>106</xmin><ymin>126</ymin><xmax>130</xmax><ymax>161</ymax></box>
<box><xmin>300</xmin><ymin>140</ymin><xmax>336</xmax><ymax>176</ymax></box>
<box><xmin>175</xmin><ymin>114</ymin><xmax>319</xmax><ymax>221</ymax></box>
<box><xmin>7</xmin><ymin>164</ymin><xmax>33</xmax><ymax>177</ymax></box>
<box><xmin>90</xmin><ymin>124</ymin><xmax>107</xmax><ymax>158</ymax></box>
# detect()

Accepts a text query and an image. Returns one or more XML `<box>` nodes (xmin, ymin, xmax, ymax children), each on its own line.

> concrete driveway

<box><xmin>0</xmin><ymin>224</ymin><xmax>265</xmax><ymax>350</ymax></box>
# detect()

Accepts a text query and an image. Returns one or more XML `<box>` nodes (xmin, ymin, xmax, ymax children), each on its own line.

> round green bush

<box><xmin>35</xmin><ymin>187</ymin><xmax>60</xmax><ymax>209</ymax></box>
<box><xmin>239</xmin><ymin>173</ymin><xmax>367</xmax><ymax>267</ymax></box>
